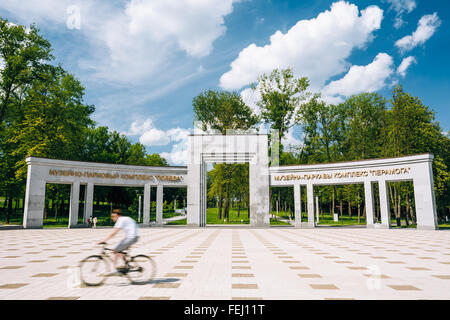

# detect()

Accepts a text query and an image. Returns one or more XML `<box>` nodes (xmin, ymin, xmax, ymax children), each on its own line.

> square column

<box><xmin>156</xmin><ymin>184</ymin><xmax>163</xmax><ymax>226</ymax></box>
<box><xmin>294</xmin><ymin>184</ymin><xmax>302</xmax><ymax>228</ymax></box>
<box><xmin>23</xmin><ymin>165</ymin><xmax>46</xmax><ymax>229</ymax></box>
<box><xmin>306</xmin><ymin>184</ymin><xmax>315</xmax><ymax>228</ymax></box>
<box><xmin>187</xmin><ymin>163</ymin><xmax>201</xmax><ymax>228</ymax></box>
<box><xmin>414</xmin><ymin>161</ymin><xmax>438</xmax><ymax>230</ymax></box>
<box><xmin>249</xmin><ymin>162</ymin><xmax>270</xmax><ymax>228</ymax></box>
<box><xmin>83</xmin><ymin>183</ymin><xmax>94</xmax><ymax>225</ymax></box>
<box><xmin>68</xmin><ymin>182</ymin><xmax>80</xmax><ymax>228</ymax></box>
<box><xmin>143</xmin><ymin>183</ymin><xmax>151</xmax><ymax>226</ymax></box>
<box><xmin>378</xmin><ymin>180</ymin><xmax>391</xmax><ymax>229</ymax></box>
<box><xmin>364</xmin><ymin>181</ymin><xmax>375</xmax><ymax>228</ymax></box>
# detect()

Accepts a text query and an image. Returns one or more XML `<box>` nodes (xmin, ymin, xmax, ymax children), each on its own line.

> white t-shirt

<box><xmin>114</xmin><ymin>216</ymin><xmax>139</xmax><ymax>239</ymax></box>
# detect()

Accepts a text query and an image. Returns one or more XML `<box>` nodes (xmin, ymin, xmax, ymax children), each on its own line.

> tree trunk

<box><xmin>6</xmin><ymin>195</ymin><xmax>12</xmax><ymax>224</ymax></box>
<box><xmin>348</xmin><ymin>201</ymin><xmax>351</xmax><ymax>217</ymax></box>
<box><xmin>218</xmin><ymin>187</ymin><xmax>223</xmax><ymax>220</ymax></box>
<box><xmin>389</xmin><ymin>183</ymin><xmax>395</xmax><ymax>221</ymax></box>
<box><xmin>54</xmin><ymin>199</ymin><xmax>58</xmax><ymax>220</ymax></box>
<box><xmin>357</xmin><ymin>202</ymin><xmax>361</xmax><ymax>224</ymax></box>
<box><xmin>332</xmin><ymin>190</ymin><xmax>335</xmax><ymax>216</ymax></box>
<box><xmin>405</xmin><ymin>192</ymin><xmax>410</xmax><ymax>226</ymax></box>
<box><xmin>396</xmin><ymin>193</ymin><xmax>401</xmax><ymax>227</ymax></box>
<box><xmin>223</xmin><ymin>185</ymin><xmax>230</xmax><ymax>222</ymax></box>
<box><xmin>237</xmin><ymin>195</ymin><xmax>241</xmax><ymax>218</ymax></box>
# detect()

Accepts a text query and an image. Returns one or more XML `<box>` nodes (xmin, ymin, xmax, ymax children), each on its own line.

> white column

<box><xmin>186</xmin><ymin>136</ymin><xmax>201</xmax><ymax>227</ymax></box>
<box><xmin>83</xmin><ymin>183</ymin><xmax>94</xmax><ymax>225</ymax></box>
<box><xmin>143</xmin><ymin>183</ymin><xmax>151</xmax><ymax>226</ymax></box>
<box><xmin>315</xmin><ymin>196</ymin><xmax>319</xmax><ymax>224</ymax></box>
<box><xmin>138</xmin><ymin>195</ymin><xmax>142</xmax><ymax>223</ymax></box>
<box><xmin>414</xmin><ymin>161</ymin><xmax>438</xmax><ymax>230</ymax></box>
<box><xmin>364</xmin><ymin>181</ymin><xmax>375</xmax><ymax>228</ymax></box>
<box><xmin>23</xmin><ymin>165</ymin><xmax>46</xmax><ymax>229</ymax></box>
<box><xmin>294</xmin><ymin>184</ymin><xmax>302</xmax><ymax>228</ymax></box>
<box><xmin>68</xmin><ymin>182</ymin><xmax>80</xmax><ymax>228</ymax></box>
<box><xmin>156</xmin><ymin>184</ymin><xmax>163</xmax><ymax>226</ymax></box>
<box><xmin>306</xmin><ymin>184</ymin><xmax>315</xmax><ymax>228</ymax></box>
<box><xmin>378</xmin><ymin>180</ymin><xmax>391</xmax><ymax>229</ymax></box>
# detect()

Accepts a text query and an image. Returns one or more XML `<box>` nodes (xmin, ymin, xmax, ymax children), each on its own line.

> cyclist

<box><xmin>98</xmin><ymin>209</ymin><xmax>139</xmax><ymax>274</ymax></box>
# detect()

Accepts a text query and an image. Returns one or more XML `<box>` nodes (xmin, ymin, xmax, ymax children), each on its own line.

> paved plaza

<box><xmin>0</xmin><ymin>227</ymin><xmax>449</xmax><ymax>300</ymax></box>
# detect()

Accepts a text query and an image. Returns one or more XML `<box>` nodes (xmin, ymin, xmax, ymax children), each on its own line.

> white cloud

<box><xmin>139</xmin><ymin>128</ymin><xmax>171</xmax><ymax>146</ymax></box>
<box><xmin>240</xmin><ymin>87</ymin><xmax>261</xmax><ymax>116</ymax></box>
<box><xmin>125</xmin><ymin>0</ymin><xmax>237</xmax><ymax>57</ymax></box>
<box><xmin>386</xmin><ymin>0</ymin><xmax>416</xmax><ymax>28</ymax></box>
<box><xmin>395</xmin><ymin>13</ymin><xmax>441</xmax><ymax>53</ymax></box>
<box><xmin>0</xmin><ymin>0</ymin><xmax>239</xmax><ymax>83</ymax></box>
<box><xmin>126</xmin><ymin>118</ymin><xmax>153</xmax><ymax>136</ymax></box>
<box><xmin>397</xmin><ymin>56</ymin><xmax>416</xmax><ymax>77</ymax></box>
<box><xmin>220</xmin><ymin>1</ymin><xmax>384</xmax><ymax>91</ymax></box>
<box><xmin>126</xmin><ymin>118</ymin><xmax>191</xmax><ymax>164</ymax></box>
<box><xmin>282</xmin><ymin>126</ymin><xmax>303</xmax><ymax>149</ymax></box>
<box><xmin>322</xmin><ymin>53</ymin><xmax>394</xmax><ymax>98</ymax></box>
<box><xmin>159</xmin><ymin>128</ymin><xmax>191</xmax><ymax>165</ymax></box>
<box><xmin>319</xmin><ymin>95</ymin><xmax>345</xmax><ymax>105</ymax></box>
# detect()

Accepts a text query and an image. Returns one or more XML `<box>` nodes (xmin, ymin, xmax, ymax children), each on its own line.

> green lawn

<box><xmin>0</xmin><ymin>205</ymin><xmax>183</xmax><ymax>228</ymax></box>
<box><xmin>1</xmin><ymin>205</ymin><xmax>449</xmax><ymax>229</ymax></box>
<box><xmin>166</xmin><ymin>218</ymin><xmax>187</xmax><ymax>225</ymax></box>
<box><xmin>206</xmin><ymin>207</ymin><xmax>250</xmax><ymax>224</ymax></box>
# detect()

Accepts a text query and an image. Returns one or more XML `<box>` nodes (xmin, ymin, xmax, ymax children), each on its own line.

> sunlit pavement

<box><xmin>0</xmin><ymin>227</ymin><xmax>449</xmax><ymax>300</ymax></box>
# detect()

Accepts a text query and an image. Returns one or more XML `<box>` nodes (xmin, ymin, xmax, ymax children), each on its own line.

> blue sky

<box><xmin>0</xmin><ymin>0</ymin><xmax>448</xmax><ymax>164</ymax></box>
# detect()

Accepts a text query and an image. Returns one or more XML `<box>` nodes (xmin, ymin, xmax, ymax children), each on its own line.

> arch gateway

<box><xmin>23</xmin><ymin>134</ymin><xmax>438</xmax><ymax>230</ymax></box>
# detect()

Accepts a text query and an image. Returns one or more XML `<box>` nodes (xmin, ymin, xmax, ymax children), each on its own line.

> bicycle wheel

<box><xmin>126</xmin><ymin>255</ymin><xmax>156</xmax><ymax>285</ymax></box>
<box><xmin>79</xmin><ymin>255</ymin><xmax>110</xmax><ymax>286</ymax></box>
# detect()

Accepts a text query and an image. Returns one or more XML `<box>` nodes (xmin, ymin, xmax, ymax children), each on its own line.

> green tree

<box><xmin>0</xmin><ymin>19</ymin><xmax>54</xmax><ymax>125</ymax></box>
<box><xmin>252</xmin><ymin>68</ymin><xmax>311</xmax><ymax>140</ymax></box>
<box><xmin>7</xmin><ymin>67</ymin><xmax>94</xmax><ymax>179</ymax></box>
<box><xmin>193</xmin><ymin>89</ymin><xmax>259</xmax><ymax>134</ymax></box>
<box><xmin>339</xmin><ymin>92</ymin><xmax>387</xmax><ymax>160</ymax></box>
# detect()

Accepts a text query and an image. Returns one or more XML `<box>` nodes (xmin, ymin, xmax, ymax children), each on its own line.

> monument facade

<box><xmin>23</xmin><ymin>135</ymin><xmax>439</xmax><ymax>230</ymax></box>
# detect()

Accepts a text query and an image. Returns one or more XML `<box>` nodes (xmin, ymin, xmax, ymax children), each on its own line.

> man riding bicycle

<box><xmin>98</xmin><ymin>209</ymin><xmax>139</xmax><ymax>274</ymax></box>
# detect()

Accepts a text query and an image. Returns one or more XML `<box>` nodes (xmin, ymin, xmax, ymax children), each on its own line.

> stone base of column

<box><xmin>186</xmin><ymin>223</ymin><xmax>201</xmax><ymax>228</ymax></box>
<box><xmin>417</xmin><ymin>225</ymin><xmax>439</xmax><ymax>231</ymax></box>
<box><xmin>299</xmin><ymin>222</ymin><xmax>315</xmax><ymax>229</ymax></box>
<box><xmin>373</xmin><ymin>223</ymin><xmax>391</xmax><ymax>229</ymax></box>
<box><xmin>366</xmin><ymin>224</ymin><xmax>375</xmax><ymax>229</ymax></box>
<box><xmin>67</xmin><ymin>224</ymin><xmax>89</xmax><ymax>229</ymax></box>
<box><xmin>23</xmin><ymin>225</ymin><xmax>42</xmax><ymax>229</ymax></box>
<box><xmin>68</xmin><ymin>224</ymin><xmax>89</xmax><ymax>228</ymax></box>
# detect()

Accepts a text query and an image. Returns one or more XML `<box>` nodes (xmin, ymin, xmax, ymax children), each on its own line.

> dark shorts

<box><xmin>114</xmin><ymin>236</ymin><xmax>138</xmax><ymax>252</ymax></box>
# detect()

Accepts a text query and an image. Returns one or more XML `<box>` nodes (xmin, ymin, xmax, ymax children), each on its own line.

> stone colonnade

<box><xmin>23</xmin><ymin>157</ymin><xmax>187</xmax><ymax>228</ymax></box>
<box><xmin>271</xmin><ymin>154</ymin><xmax>438</xmax><ymax>230</ymax></box>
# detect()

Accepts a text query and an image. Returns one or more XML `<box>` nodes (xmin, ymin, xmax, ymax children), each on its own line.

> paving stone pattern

<box><xmin>0</xmin><ymin>228</ymin><xmax>449</xmax><ymax>300</ymax></box>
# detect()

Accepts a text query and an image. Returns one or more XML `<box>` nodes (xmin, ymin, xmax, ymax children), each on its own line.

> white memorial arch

<box><xmin>186</xmin><ymin>134</ymin><xmax>270</xmax><ymax>228</ymax></box>
<box><xmin>23</xmin><ymin>134</ymin><xmax>439</xmax><ymax>230</ymax></box>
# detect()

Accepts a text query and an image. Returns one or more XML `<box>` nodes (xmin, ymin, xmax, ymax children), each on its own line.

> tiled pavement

<box><xmin>0</xmin><ymin>227</ymin><xmax>449</xmax><ymax>300</ymax></box>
